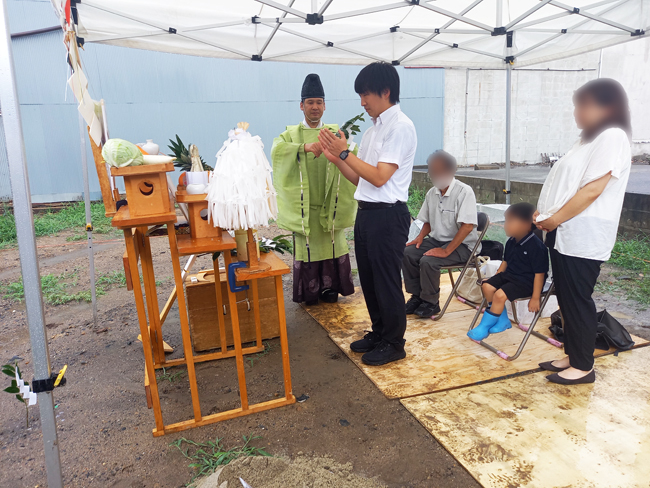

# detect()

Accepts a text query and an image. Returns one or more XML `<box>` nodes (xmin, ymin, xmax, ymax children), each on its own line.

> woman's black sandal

<box><xmin>538</xmin><ymin>361</ymin><xmax>568</xmax><ymax>372</ymax></box>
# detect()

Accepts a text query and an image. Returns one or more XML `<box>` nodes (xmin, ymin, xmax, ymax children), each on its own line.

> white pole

<box><xmin>505</xmin><ymin>62</ymin><xmax>512</xmax><ymax>205</ymax></box>
<box><xmin>0</xmin><ymin>1</ymin><xmax>63</xmax><ymax>487</ymax></box>
<box><xmin>79</xmin><ymin>113</ymin><xmax>98</xmax><ymax>326</ymax></box>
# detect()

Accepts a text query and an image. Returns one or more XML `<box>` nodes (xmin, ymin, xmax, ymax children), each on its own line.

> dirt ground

<box><xmin>0</xmin><ymin>226</ymin><xmax>479</xmax><ymax>488</ymax></box>
<box><xmin>1</xmin><ymin>225</ymin><xmax>648</xmax><ymax>488</ymax></box>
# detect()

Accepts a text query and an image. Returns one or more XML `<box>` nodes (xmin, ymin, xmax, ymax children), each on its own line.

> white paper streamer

<box><xmin>205</xmin><ymin>128</ymin><xmax>278</xmax><ymax>231</ymax></box>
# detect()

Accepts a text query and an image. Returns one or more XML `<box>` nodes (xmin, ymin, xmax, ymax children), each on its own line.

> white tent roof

<box><xmin>52</xmin><ymin>0</ymin><xmax>649</xmax><ymax>68</ymax></box>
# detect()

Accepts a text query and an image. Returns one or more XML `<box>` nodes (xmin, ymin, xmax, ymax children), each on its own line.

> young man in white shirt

<box><xmin>402</xmin><ymin>151</ymin><xmax>479</xmax><ymax>317</ymax></box>
<box><xmin>318</xmin><ymin>62</ymin><xmax>417</xmax><ymax>366</ymax></box>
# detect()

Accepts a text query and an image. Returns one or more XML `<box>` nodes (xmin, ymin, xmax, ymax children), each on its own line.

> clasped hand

<box><xmin>318</xmin><ymin>128</ymin><xmax>348</xmax><ymax>163</ymax></box>
<box><xmin>304</xmin><ymin>142</ymin><xmax>323</xmax><ymax>158</ymax></box>
<box><xmin>532</xmin><ymin>210</ymin><xmax>558</xmax><ymax>232</ymax></box>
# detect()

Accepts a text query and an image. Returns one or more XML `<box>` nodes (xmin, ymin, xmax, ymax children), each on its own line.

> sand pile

<box><xmin>195</xmin><ymin>454</ymin><xmax>385</xmax><ymax>488</ymax></box>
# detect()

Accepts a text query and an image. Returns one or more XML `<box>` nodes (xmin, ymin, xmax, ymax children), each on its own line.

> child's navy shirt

<box><xmin>503</xmin><ymin>231</ymin><xmax>549</xmax><ymax>285</ymax></box>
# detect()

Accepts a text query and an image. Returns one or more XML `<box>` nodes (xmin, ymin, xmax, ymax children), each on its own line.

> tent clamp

<box><xmin>168</xmin><ymin>27</ymin><xmax>177</xmax><ymax>34</ymax></box>
<box><xmin>252</xmin><ymin>54</ymin><xmax>262</xmax><ymax>62</ymax></box>
<box><xmin>561</xmin><ymin>29</ymin><xmax>568</xmax><ymax>34</ymax></box>
<box><xmin>502</xmin><ymin>189</ymin><xmax>511</xmax><ymax>195</ymax></box>
<box><xmin>327</xmin><ymin>41</ymin><xmax>333</xmax><ymax>47</ymax></box>
<box><xmin>32</xmin><ymin>369</ymin><xmax>67</xmax><ymax>394</ymax></box>
<box><xmin>306</xmin><ymin>13</ymin><xmax>323</xmax><ymax>25</ymax></box>
<box><xmin>409</xmin><ymin>0</ymin><xmax>420</xmax><ymax>4</ymax></box>
<box><xmin>505</xmin><ymin>55</ymin><xmax>515</xmax><ymax>64</ymax></box>
<box><xmin>435</xmin><ymin>28</ymin><xmax>440</xmax><ymax>34</ymax></box>
<box><xmin>251</xmin><ymin>16</ymin><xmax>261</xmax><ymax>24</ymax></box>
<box><xmin>631</xmin><ymin>29</ymin><xmax>645</xmax><ymax>37</ymax></box>
<box><xmin>392</xmin><ymin>60</ymin><xmax>400</xmax><ymax>65</ymax></box>
<box><xmin>390</xmin><ymin>26</ymin><xmax>399</xmax><ymax>33</ymax></box>
<box><xmin>492</xmin><ymin>27</ymin><xmax>506</xmax><ymax>36</ymax></box>
<box><xmin>452</xmin><ymin>43</ymin><xmax>459</xmax><ymax>48</ymax></box>
<box><xmin>573</xmin><ymin>7</ymin><xmax>580</xmax><ymax>14</ymax></box>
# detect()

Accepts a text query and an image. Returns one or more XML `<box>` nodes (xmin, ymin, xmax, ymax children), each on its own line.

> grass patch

<box><xmin>171</xmin><ymin>435</ymin><xmax>270</xmax><ymax>483</ymax></box>
<box><xmin>246</xmin><ymin>341</ymin><xmax>273</xmax><ymax>367</ymax></box>
<box><xmin>407</xmin><ymin>186</ymin><xmax>427</xmax><ymax>218</ymax></box>
<box><xmin>0</xmin><ymin>202</ymin><xmax>116</xmax><ymax>248</ymax></box>
<box><xmin>157</xmin><ymin>367</ymin><xmax>185</xmax><ymax>383</ymax></box>
<box><xmin>1</xmin><ymin>269</ymin><xmax>127</xmax><ymax>305</ymax></box>
<box><xmin>595</xmin><ymin>234</ymin><xmax>650</xmax><ymax>307</ymax></box>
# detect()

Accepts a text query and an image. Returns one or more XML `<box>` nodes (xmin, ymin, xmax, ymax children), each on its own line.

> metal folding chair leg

<box><xmin>434</xmin><ymin>257</ymin><xmax>482</xmax><ymax>321</ymax></box>
<box><xmin>512</xmin><ymin>299</ymin><xmax>562</xmax><ymax>348</ymax></box>
<box><xmin>467</xmin><ymin>283</ymin><xmax>559</xmax><ymax>361</ymax></box>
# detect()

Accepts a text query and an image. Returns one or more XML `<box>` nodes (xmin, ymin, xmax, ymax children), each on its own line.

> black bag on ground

<box><xmin>548</xmin><ymin>310</ymin><xmax>564</xmax><ymax>342</ymax></box>
<box><xmin>479</xmin><ymin>240</ymin><xmax>504</xmax><ymax>261</ymax></box>
<box><xmin>548</xmin><ymin>309</ymin><xmax>635</xmax><ymax>351</ymax></box>
<box><xmin>594</xmin><ymin>309</ymin><xmax>635</xmax><ymax>351</ymax></box>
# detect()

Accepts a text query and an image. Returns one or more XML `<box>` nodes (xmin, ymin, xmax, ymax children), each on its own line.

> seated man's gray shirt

<box><xmin>417</xmin><ymin>178</ymin><xmax>479</xmax><ymax>251</ymax></box>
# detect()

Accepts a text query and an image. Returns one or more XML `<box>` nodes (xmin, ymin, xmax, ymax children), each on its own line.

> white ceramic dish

<box><xmin>143</xmin><ymin>154</ymin><xmax>175</xmax><ymax>165</ymax></box>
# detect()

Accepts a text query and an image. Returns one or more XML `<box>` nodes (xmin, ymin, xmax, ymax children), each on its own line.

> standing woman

<box><xmin>536</xmin><ymin>78</ymin><xmax>631</xmax><ymax>385</ymax></box>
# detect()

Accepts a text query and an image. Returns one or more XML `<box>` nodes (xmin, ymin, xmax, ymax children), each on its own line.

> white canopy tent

<box><xmin>62</xmin><ymin>0</ymin><xmax>647</xmax><ymax>68</ymax></box>
<box><xmin>58</xmin><ymin>0</ymin><xmax>649</xmax><ymax>199</ymax></box>
<box><xmin>1</xmin><ymin>1</ymin><xmax>648</xmax><ymax>486</ymax></box>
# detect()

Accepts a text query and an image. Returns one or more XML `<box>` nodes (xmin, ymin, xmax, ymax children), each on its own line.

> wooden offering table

<box><xmin>113</xmin><ymin>192</ymin><xmax>295</xmax><ymax>436</ymax></box>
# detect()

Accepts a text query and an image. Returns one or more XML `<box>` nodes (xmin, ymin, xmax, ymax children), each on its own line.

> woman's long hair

<box><xmin>573</xmin><ymin>78</ymin><xmax>631</xmax><ymax>142</ymax></box>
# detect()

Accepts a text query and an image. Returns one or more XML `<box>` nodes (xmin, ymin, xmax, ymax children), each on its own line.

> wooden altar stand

<box><xmin>111</xmin><ymin>184</ymin><xmax>295</xmax><ymax>436</ymax></box>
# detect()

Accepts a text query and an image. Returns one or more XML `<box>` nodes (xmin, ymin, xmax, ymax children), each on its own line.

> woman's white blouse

<box><xmin>537</xmin><ymin>127</ymin><xmax>631</xmax><ymax>262</ymax></box>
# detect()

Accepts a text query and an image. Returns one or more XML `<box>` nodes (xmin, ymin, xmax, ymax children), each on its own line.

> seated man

<box><xmin>402</xmin><ymin>150</ymin><xmax>479</xmax><ymax>318</ymax></box>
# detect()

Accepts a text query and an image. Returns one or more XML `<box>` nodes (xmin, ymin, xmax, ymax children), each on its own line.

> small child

<box><xmin>468</xmin><ymin>202</ymin><xmax>549</xmax><ymax>341</ymax></box>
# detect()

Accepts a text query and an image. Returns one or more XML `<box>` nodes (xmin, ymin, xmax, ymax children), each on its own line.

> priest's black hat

<box><xmin>301</xmin><ymin>73</ymin><xmax>325</xmax><ymax>101</ymax></box>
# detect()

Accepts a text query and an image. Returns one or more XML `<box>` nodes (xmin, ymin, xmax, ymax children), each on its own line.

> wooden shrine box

<box><xmin>176</xmin><ymin>190</ymin><xmax>221</xmax><ymax>240</ymax></box>
<box><xmin>111</xmin><ymin>163</ymin><xmax>174</xmax><ymax>218</ymax></box>
<box><xmin>185</xmin><ymin>270</ymin><xmax>280</xmax><ymax>352</ymax></box>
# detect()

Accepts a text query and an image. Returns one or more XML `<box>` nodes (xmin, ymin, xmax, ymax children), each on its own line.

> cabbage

<box><xmin>102</xmin><ymin>139</ymin><xmax>144</xmax><ymax>168</ymax></box>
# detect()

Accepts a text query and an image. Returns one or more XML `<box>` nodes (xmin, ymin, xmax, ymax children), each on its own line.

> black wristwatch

<box><xmin>339</xmin><ymin>149</ymin><xmax>350</xmax><ymax>160</ymax></box>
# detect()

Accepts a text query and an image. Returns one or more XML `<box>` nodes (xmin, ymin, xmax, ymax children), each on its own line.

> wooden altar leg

<box><xmin>212</xmin><ymin>256</ymin><xmax>228</xmax><ymax>353</ymax></box>
<box><xmin>251</xmin><ymin>280</ymin><xmax>262</xmax><ymax>349</ymax></box>
<box><xmin>124</xmin><ymin>228</ymin><xmax>164</xmax><ymax>432</ymax></box>
<box><xmin>223</xmin><ymin>250</ymin><xmax>249</xmax><ymax>410</ymax></box>
<box><xmin>137</xmin><ymin>228</ymin><xmax>165</xmax><ymax>364</ymax></box>
<box><xmin>275</xmin><ymin>275</ymin><xmax>293</xmax><ymax>399</ymax></box>
<box><xmin>167</xmin><ymin>225</ymin><xmax>202</xmax><ymax>422</ymax></box>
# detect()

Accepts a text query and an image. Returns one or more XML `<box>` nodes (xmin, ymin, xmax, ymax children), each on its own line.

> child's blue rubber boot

<box><xmin>467</xmin><ymin>310</ymin><xmax>499</xmax><ymax>341</ymax></box>
<box><xmin>489</xmin><ymin>308</ymin><xmax>512</xmax><ymax>334</ymax></box>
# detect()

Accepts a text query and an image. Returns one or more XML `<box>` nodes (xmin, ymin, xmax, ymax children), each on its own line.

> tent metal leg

<box><xmin>0</xmin><ymin>1</ymin><xmax>63</xmax><ymax>486</ymax></box>
<box><xmin>79</xmin><ymin>113</ymin><xmax>98</xmax><ymax>327</ymax></box>
<box><xmin>505</xmin><ymin>62</ymin><xmax>512</xmax><ymax>205</ymax></box>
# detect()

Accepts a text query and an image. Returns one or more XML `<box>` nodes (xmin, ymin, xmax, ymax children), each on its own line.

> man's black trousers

<box><xmin>548</xmin><ymin>230</ymin><xmax>603</xmax><ymax>371</ymax></box>
<box><xmin>354</xmin><ymin>203</ymin><xmax>411</xmax><ymax>345</ymax></box>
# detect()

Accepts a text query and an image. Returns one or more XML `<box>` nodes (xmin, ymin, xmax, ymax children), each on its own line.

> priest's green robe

<box><xmin>271</xmin><ymin>123</ymin><xmax>357</xmax><ymax>263</ymax></box>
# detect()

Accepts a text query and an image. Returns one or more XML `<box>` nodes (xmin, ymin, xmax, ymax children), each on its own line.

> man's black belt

<box><xmin>357</xmin><ymin>200</ymin><xmax>406</xmax><ymax>210</ymax></box>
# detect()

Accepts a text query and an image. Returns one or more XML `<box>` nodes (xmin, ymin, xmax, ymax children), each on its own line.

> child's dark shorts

<box><xmin>483</xmin><ymin>273</ymin><xmax>534</xmax><ymax>301</ymax></box>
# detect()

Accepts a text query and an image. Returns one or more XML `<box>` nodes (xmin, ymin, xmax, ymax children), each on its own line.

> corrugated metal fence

<box><xmin>0</xmin><ymin>0</ymin><xmax>444</xmax><ymax>203</ymax></box>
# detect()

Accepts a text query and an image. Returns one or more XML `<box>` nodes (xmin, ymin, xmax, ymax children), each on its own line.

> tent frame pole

<box><xmin>0</xmin><ymin>1</ymin><xmax>63</xmax><ymax>486</ymax></box>
<box><xmin>505</xmin><ymin>62</ymin><xmax>512</xmax><ymax>205</ymax></box>
<box><xmin>79</xmin><ymin>113</ymin><xmax>98</xmax><ymax>327</ymax></box>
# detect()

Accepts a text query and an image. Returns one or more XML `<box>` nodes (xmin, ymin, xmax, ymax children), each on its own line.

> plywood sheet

<box><xmin>304</xmin><ymin>273</ymin><xmax>648</xmax><ymax>399</ymax></box>
<box><xmin>401</xmin><ymin>346</ymin><xmax>650</xmax><ymax>488</ymax></box>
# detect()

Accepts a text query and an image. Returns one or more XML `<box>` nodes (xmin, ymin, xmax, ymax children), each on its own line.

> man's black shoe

<box><xmin>414</xmin><ymin>301</ymin><xmax>441</xmax><ymax>318</ymax></box>
<box><xmin>361</xmin><ymin>340</ymin><xmax>406</xmax><ymax>366</ymax></box>
<box><xmin>405</xmin><ymin>295</ymin><xmax>423</xmax><ymax>314</ymax></box>
<box><xmin>320</xmin><ymin>288</ymin><xmax>339</xmax><ymax>303</ymax></box>
<box><xmin>350</xmin><ymin>331</ymin><xmax>382</xmax><ymax>353</ymax></box>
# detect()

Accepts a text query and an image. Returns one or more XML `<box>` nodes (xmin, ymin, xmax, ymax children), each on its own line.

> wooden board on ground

<box><xmin>401</xmin><ymin>346</ymin><xmax>650</xmax><ymax>488</ymax></box>
<box><xmin>304</xmin><ymin>273</ymin><xmax>648</xmax><ymax>398</ymax></box>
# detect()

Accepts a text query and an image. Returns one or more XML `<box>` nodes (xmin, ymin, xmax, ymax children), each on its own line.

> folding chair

<box><xmin>467</xmin><ymin>279</ymin><xmax>562</xmax><ymax>361</ymax></box>
<box><xmin>433</xmin><ymin>212</ymin><xmax>490</xmax><ymax>321</ymax></box>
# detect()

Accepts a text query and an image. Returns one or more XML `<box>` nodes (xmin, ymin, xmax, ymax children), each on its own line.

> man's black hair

<box><xmin>505</xmin><ymin>202</ymin><xmax>537</xmax><ymax>232</ymax></box>
<box><xmin>354</xmin><ymin>61</ymin><xmax>400</xmax><ymax>104</ymax></box>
